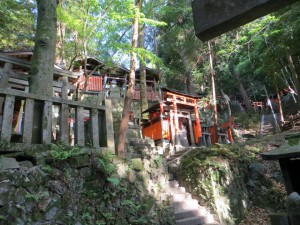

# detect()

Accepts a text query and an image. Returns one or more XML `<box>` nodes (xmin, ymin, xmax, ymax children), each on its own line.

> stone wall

<box><xmin>171</xmin><ymin>147</ymin><xmax>286</xmax><ymax>224</ymax></box>
<box><xmin>0</xmin><ymin>150</ymin><xmax>174</xmax><ymax>225</ymax></box>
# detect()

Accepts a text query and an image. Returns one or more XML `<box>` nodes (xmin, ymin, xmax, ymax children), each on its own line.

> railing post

<box><xmin>0</xmin><ymin>63</ymin><xmax>13</xmax><ymax>119</ymax></box>
<box><xmin>0</xmin><ymin>63</ymin><xmax>12</xmax><ymax>88</ymax></box>
<box><xmin>60</xmin><ymin>104</ymin><xmax>69</xmax><ymax>144</ymax></box>
<box><xmin>103</xmin><ymin>99</ymin><xmax>115</xmax><ymax>153</ymax></box>
<box><xmin>61</xmin><ymin>76</ymin><xmax>68</xmax><ymax>100</ymax></box>
<box><xmin>42</xmin><ymin>101</ymin><xmax>52</xmax><ymax>144</ymax></box>
<box><xmin>1</xmin><ymin>95</ymin><xmax>15</xmax><ymax>142</ymax></box>
<box><xmin>22</xmin><ymin>98</ymin><xmax>34</xmax><ymax>144</ymax></box>
<box><xmin>91</xmin><ymin>108</ymin><xmax>100</xmax><ymax>148</ymax></box>
<box><xmin>75</xmin><ymin>106</ymin><xmax>85</xmax><ymax>146</ymax></box>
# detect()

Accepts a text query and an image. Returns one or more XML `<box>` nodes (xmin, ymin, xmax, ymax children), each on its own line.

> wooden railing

<box><xmin>0</xmin><ymin>55</ymin><xmax>115</xmax><ymax>152</ymax></box>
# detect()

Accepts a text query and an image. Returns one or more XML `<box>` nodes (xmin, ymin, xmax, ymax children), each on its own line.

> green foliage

<box><xmin>107</xmin><ymin>177</ymin><xmax>120</xmax><ymax>187</ymax></box>
<box><xmin>50</xmin><ymin>143</ymin><xmax>85</xmax><ymax>160</ymax></box>
<box><xmin>0</xmin><ymin>0</ymin><xmax>35</xmax><ymax>50</ymax></box>
<box><xmin>25</xmin><ymin>191</ymin><xmax>50</xmax><ymax>202</ymax></box>
<box><xmin>95</xmin><ymin>151</ymin><xmax>116</xmax><ymax>176</ymax></box>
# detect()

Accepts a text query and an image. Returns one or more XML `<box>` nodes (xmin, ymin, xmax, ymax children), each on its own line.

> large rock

<box><xmin>286</xmin><ymin>192</ymin><xmax>300</xmax><ymax>225</ymax></box>
<box><xmin>0</xmin><ymin>157</ymin><xmax>20</xmax><ymax>170</ymax></box>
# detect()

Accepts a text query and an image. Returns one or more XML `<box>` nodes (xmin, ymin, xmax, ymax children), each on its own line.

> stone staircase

<box><xmin>168</xmin><ymin>180</ymin><xmax>220</xmax><ymax>225</ymax></box>
<box><xmin>125</xmin><ymin>138</ymin><xmax>163</xmax><ymax>160</ymax></box>
<box><xmin>125</xmin><ymin>139</ymin><xmax>220</xmax><ymax>225</ymax></box>
<box><xmin>260</xmin><ymin>114</ymin><xmax>280</xmax><ymax>136</ymax></box>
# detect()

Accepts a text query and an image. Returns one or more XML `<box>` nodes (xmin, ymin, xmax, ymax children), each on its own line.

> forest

<box><xmin>1</xmin><ymin>0</ymin><xmax>300</xmax><ymax>110</ymax></box>
<box><xmin>1</xmin><ymin>0</ymin><xmax>300</xmax><ymax>225</ymax></box>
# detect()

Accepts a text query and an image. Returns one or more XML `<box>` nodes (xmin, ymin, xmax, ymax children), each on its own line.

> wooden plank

<box><xmin>1</xmin><ymin>95</ymin><xmax>15</xmax><ymax>141</ymax></box>
<box><xmin>22</xmin><ymin>98</ymin><xmax>34</xmax><ymax>144</ymax></box>
<box><xmin>60</xmin><ymin>104</ymin><xmax>69</xmax><ymax>144</ymax></box>
<box><xmin>91</xmin><ymin>109</ymin><xmax>100</xmax><ymax>148</ymax></box>
<box><xmin>42</xmin><ymin>101</ymin><xmax>52</xmax><ymax>144</ymax></box>
<box><xmin>9</xmin><ymin>78</ymin><xmax>29</xmax><ymax>86</ymax></box>
<box><xmin>9</xmin><ymin>71</ymin><xmax>28</xmax><ymax>81</ymax></box>
<box><xmin>75</xmin><ymin>106</ymin><xmax>85</xmax><ymax>146</ymax></box>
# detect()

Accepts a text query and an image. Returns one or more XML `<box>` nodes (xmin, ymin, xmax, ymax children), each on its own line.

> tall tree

<box><xmin>208</xmin><ymin>41</ymin><xmax>218</xmax><ymax>125</ymax></box>
<box><xmin>29</xmin><ymin>0</ymin><xmax>58</xmax><ymax>97</ymax></box>
<box><xmin>138</xmin><ymin>3</ymin><xmax>148</xmax><ymax>119</ymax></box>
<box><xmin>117</xmin><ymin>0</ymin><xmax>140</xmax><ymax>158</ymax></box>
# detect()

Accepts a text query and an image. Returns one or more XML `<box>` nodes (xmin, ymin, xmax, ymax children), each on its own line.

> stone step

<box><xmin>176</xmin><ymin>215</ymin><xmax>207</xmax><ymax>225</ymax></box>
<box><xmin>169</xmin><ymin>180</ymin><xmax>179</xmax><ymax>188</ymax></box>
<box><xmin>169</xmin><ymin>186</ymin><xmax>186</xmax><ymax>194</ymax></box>
<box><xmin>173</xmin><ymin>199</ymin><xmax>199</xmax><ymax>210</ymax></box>
<box><xmin>172</xmin><ymin>193</ymin><xmax>192</xmax><ymax>202</ymax></box>
<box><xmin>175</xmin><ymin>208</ymin><xmax>207</xmax><ymax>220</ymax></box>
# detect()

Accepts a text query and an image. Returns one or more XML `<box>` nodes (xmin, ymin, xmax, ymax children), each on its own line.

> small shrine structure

<box><xmin>142</xmin><ymin>88</ymin><xmax>202</xmax><ymax>148</ymax></box>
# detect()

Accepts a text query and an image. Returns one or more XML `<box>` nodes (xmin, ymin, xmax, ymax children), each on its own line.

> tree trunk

<box><xmin>177</xmin><ymin>49</ymin><xmax>196</xmax><ymax>95</ymax></box>
<box><xmin>29</xmin><ymin>0</ymin><xmax>58</xmax><ymax>97</ymax></box>
<box><xmin>186</xmin><ymin>72</ymin><xmax>195</xmax><ymax>95</ymax></box>
<box><xmin>138</xmin><ymin>18</ymin><xmax>148</xmax><ymax>119</ymax></box>
<box><xmin>276</xmin><ymin>85</ymin><xmax>284</xmax><ymax>123</ymax></box>
<box><xmin>232</xmin><ymin>70</ymin><xmax>253</xmax><ymax>112</ymax></box>
<box><xmin>117</xmin><ymin>0</ymin><xmax>140</xmax><ymax>158</ymax></box>
<box><xmin>287</xmin><ymin>53</ymin><xmax>300</xmax><ymax>105</ymax></box>
<box><xmin>208</xmin><ymin>41</ymin><xmax>218</xmax><ymax>125</ymax></box>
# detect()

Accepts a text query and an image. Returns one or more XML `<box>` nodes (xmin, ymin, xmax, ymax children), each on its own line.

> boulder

<box><xmin>0</xmin><ymin>157</ymin><xmax>20</xmax><ymax>170</ymax></box>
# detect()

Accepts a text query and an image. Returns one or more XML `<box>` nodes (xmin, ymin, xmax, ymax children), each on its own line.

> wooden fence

<box><xmin>0</xmin><ymin>55</ymin><xmax>115</xmax><ymax>153</ymax></box>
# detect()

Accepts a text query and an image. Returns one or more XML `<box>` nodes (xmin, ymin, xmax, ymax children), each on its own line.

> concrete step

<box><xmin>176</xmin><ymin>215</ymin><xmax>207</xmax><ymax>225</ymax></box>
<box><xmin>175</xmin><ymin>208</ymin><xmax>207</xmax><ymax>220</ymax></box>
<box><xmin>169</xmin><ymin>186</ymin><xmax>186</xmax><ymax>194</ymax></box>
<box><xmin>169</xmin><ymin>180</ymin><xmax>179</xmax><ymax>188</ymax></box>
<box><xmin>172</xmin><ymin>193</ymin><xmax>192</xmax><ymax>202</ymax></box>
<box><xmin>173</xmin><ymin>199</ymin><xmax>199</xmax><ymax>210</ymax></box>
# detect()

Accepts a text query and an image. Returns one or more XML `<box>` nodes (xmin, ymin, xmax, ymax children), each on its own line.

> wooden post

<box><xmin>0</xmin><ymin>63</ymin><xmax>12</xmax><ymax>88</ymax></box>
<box><xmin>194</xmin><ymin>101</ymin><xmax>202</xmax><ymax>144</ymax></box>
<box><xmin>103</xmin><ymin>99</ymin><xmax>115</xmax><ymax>153</ymax></box>
<box><xmin>75</xmin><ymin>106</ymin><xmax>85</xmax><ymax>146</ymax></box>
<box><xmin>91</xmin><ymin>108</ymin><xmax>100</xmax><ymax>148</ymax></box>
<box><xmin>1</xmin><ymin>95</ymin><xmax>15</xmax><ymax>142</ymax></box>
<box><xmin>61</xmin><ymin>76</ymin><xmax>68</xmax><ymax>100</ymax></box>
<box><xmin>170</xmin><ymin>110</ymin><xmax>175</xmax><ymax>154</ymax></box>
<box><xmin>22</xmin><ymin>99</ymin><xmax>34</xmax><ymax>144</ymax></box>
<box><xmin>0</xmin><ymin>63</ymin><xmax>13</xmax><ymax>118</ymax></box>
<box><xmin>42</xmin><ymin>101</ymin><xmax>52</xmax><ymax>144</ymax></box>
<box><xmin>60</xmin><ymin>104</ymin><xmax>69</xmax><ymax>144</ymax></box>
<box><xmin>188</xmin><ymin>112</ymin><xmax>195</xmax><ymax>146</ymax></box>
<box><xmin>160</xmin><ymin>102</ymin><xmax>165</xmax><ymax>147</ymax></box>
<box><xmin>173</xmin><ymin>95</ymin><xmax>179</xmax><ymax>146</ymax></box>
